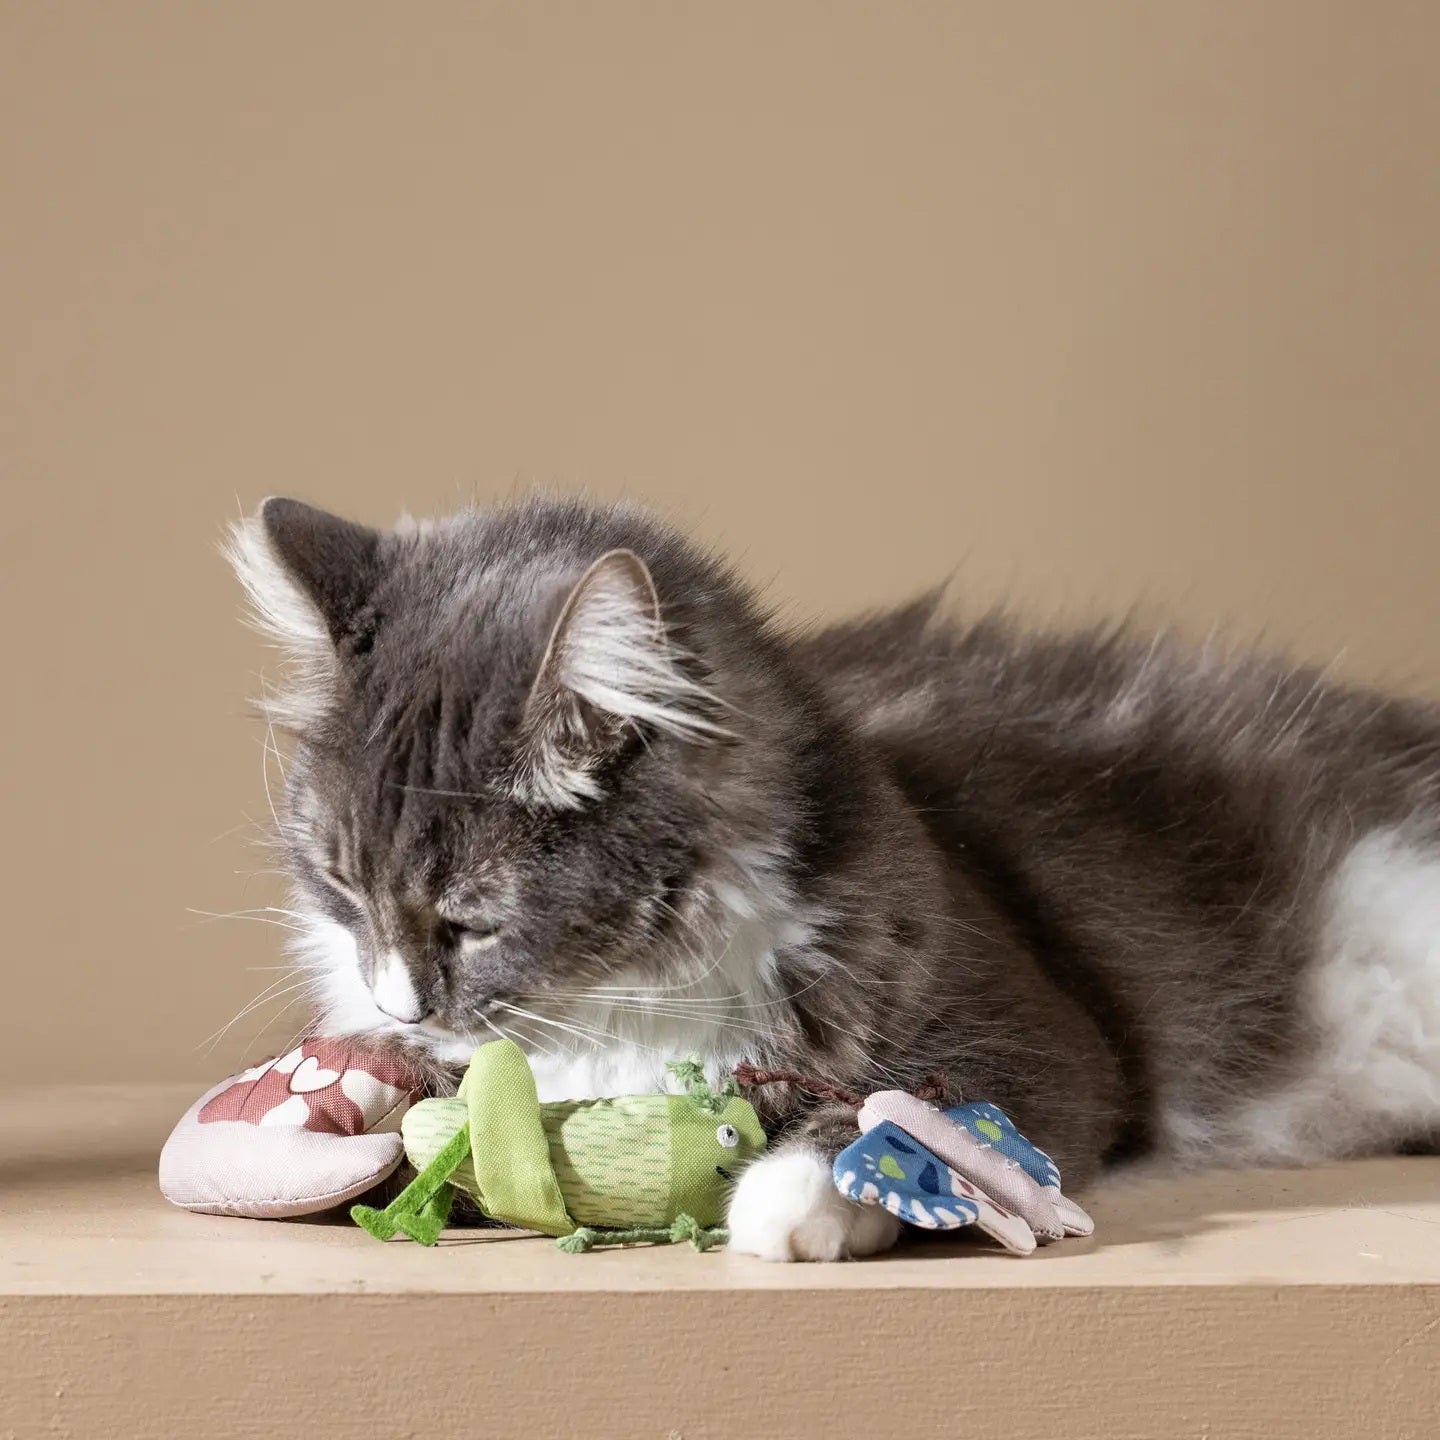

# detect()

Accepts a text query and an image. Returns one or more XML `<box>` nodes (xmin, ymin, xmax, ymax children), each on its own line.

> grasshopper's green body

<box><xmin>352</xmin><ymin>1040</ymin><xmax>766</xmax><ymax>1249</ymax></box>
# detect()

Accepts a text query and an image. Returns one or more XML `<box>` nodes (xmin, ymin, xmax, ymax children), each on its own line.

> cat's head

<box><xmin>227</xmin><ymin>497</ymin><xmax>798</xmax><ymax>1067</ymax></box>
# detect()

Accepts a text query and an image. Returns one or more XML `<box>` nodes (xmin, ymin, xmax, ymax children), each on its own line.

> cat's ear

<box><xmin>242</xmin><ymin>497</ymin><xmax>383</xmax><ymax>644</ymax></box>
<box><xmin>513</xmin><ymin>550</ymin><xmax>722</xmax><ymax>808</ymax></box>
<box><xmin>225</xmin><ymin>497</ymin><xmax>384</xmax><ymax>727</ymax></box>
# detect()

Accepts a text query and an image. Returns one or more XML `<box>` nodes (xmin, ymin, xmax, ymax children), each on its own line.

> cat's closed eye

<box><xmin>455</xmin><ymin>923</ymin><xmax>503</xmax><ymax>952</ymax></box>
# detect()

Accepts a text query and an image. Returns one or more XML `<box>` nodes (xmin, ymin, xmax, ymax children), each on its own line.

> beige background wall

<box><xmin>4</xmin><ymin>1</ymin><xmax>1438</xmax><ymax>1084</ymax></box>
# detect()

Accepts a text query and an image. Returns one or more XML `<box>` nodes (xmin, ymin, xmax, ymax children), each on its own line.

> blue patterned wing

<box><xmin>833</xmin><ymin>1120</ymin><xmax>983</xmax><ymax>1231</ymax></box>
<box><xmin>946</xmin><ymin>1102</ymin><xmax>1063</xmax><ymax>1190</ymax></box>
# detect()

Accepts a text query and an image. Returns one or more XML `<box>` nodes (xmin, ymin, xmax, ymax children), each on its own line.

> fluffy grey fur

<box><xmin>228</xmin><ymin>495</ymin><xmax>1440</xmax><ymax>1253</ymax></box>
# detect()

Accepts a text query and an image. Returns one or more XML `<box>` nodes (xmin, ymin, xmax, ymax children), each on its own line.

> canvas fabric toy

<box><xmin>734</xmin><ymin>1064</ymin><xmax>1094</xmax><ymax>1256</ymax></box>
<box><xmin>161</xmin><ymin>1035</ymin><xmax>1091</xmax><ymax>1258</ymax></box>
<box><xmin>352</xmin><ymin>1039</ymin><xmax>767</xmax><ymax>1250</ymax></box>
<box><xmin>159</xmin><ymin>1038</ymin><xmax>424</xmax><ymax>1217</ymax></box>
<box><xmin>834</xmin><ymin>1092</ymin><xmax>1094</xmax><ymax>1255</ymax></box>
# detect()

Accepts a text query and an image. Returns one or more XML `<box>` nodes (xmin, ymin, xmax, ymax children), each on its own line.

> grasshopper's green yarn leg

<box><xmin>352</xmin><ymin>1120</ymin><xmax>472</xmax><ymax>1244</ymax></box>
<box><xmin>554</xmin><ymin>1214</ymin><xmax>730</xmax><ymax>1253</ymax></box>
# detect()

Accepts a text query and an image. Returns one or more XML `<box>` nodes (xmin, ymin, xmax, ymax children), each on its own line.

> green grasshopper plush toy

<box><xmin>352</xmin><ymin>1039</ymin><xmax>767</xmax><ymax>1250</ymax></box>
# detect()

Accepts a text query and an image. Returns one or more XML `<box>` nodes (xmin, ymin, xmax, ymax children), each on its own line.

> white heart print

<box><xmin>288</xmin><ymin>1055</ymin><xmax>342</xmax><ymax>1093</ymax></box>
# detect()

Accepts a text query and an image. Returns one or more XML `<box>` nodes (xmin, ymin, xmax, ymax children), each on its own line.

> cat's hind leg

<box><xmin>1218</xmin><ymin>825</ymin><xmax>1440</xmax><ymax>1165</ymax></box>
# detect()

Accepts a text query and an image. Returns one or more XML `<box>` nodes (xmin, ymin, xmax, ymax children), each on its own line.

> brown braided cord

<box><xmin>911</xmin><ymin>1072</ymin><xmax>953</xmax><ymax>1103</ymax></box>
<box><xmin>731</xmin><ymin>1064</ymin><xmax>864</xmax><ymax>1108</ymax></box>
<box><xmin>733</xmin><ymin>1063</ymin><xmax>953</xmax><ymax>1109</ymax></box>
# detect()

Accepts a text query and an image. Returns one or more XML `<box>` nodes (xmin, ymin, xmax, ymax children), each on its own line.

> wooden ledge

<box><xmin>4</xmin><ymin>1084</ymin><xmax>1438</xmax><ymax>1438</ymax></box>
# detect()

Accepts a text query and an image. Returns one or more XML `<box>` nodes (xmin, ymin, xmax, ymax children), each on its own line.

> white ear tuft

<box><xmin>223</xmin><ymin>511</ymin><xmax>333</xmax><ymax>730</ymax></box>
<box><xmin>225</xmin><ymin>513</ymin><xmax>328</xmax><ymax>655</ymax></box>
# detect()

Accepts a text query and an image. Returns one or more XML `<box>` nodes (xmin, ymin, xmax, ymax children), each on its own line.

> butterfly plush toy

<box><xmin>833</xmin><ymin>1089</ymin><xmax>1095</xmax><ymax>1255</ymax></box>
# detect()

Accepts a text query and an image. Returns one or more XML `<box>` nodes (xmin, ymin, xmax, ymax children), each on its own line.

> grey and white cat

<box><xmin>228</xmin><ymin>495</ymin><xmax>1440</xmax><ymax>1260</ymax></box>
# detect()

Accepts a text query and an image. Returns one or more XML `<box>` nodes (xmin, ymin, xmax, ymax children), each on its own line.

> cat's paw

<box><xmin>726</xmin><ymin>1145</ymin><xmax>902</xmax><ymax>1262</ymax></box>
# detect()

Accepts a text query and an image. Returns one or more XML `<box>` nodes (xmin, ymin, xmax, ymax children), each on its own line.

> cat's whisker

<box><xmin>198</xmin><ymin>973</ymin><xmax>323</xmax><ymax>1054</ymax></box>
<box><xmin>205</xmin><ymin>903</ymin><xmax>316</xmax><ymax>923</ymax></box>
<box><xmin>185</xmin><ymin>907</ymin><xmax>311</xmax><ymax>935</ymax></box>
<box><xmin>206</xmin><ymin>820</ymin><xmax>268</xmax><ymax>846</ymax></box>
<box><xmin>240</xmin><ymin>983</ymin><xmax>324</xmax><ymax>1056</ymax></box>
<box><xmin>491</xmin><ymin>999</ymin><xmax>608</xmax><ymax>1050</ymax></box>
<box><xmin>549</xmin><ymin>986</ymin><xmax>750</xmax><ymax>1005</ymax></box>
<box><xmin>566</xmin><ymin>998</ymin><xmax>778</xmax><ymax>1038</ymax></box>
<box><xmin>386</xmin><ymin>781</ymin><xmax>489</xmax><ymax>801</ymax></box>
<box><xmin>557</xmin><ymin>966</ymin><xmax>833</xmax><ymax>1012</ymax></box>
<box><xmin>514</xmin><ymin>998</ymin><xmax>674</xmax><ymax>1055</ymax></box>
<box><xmin>476</xmin><ymin>1011</ymin><xmax>561</xmax><ymax>1059</ymax></box>
<box><xmin>256</xmin><ymin>706</ymin><xmax>286</xmax><ymax>834</ymax></box>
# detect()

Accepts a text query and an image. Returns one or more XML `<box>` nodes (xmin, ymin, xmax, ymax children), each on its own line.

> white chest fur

<box><xmin>526</xmin><ymin>907</ymin><xmax>799</xmax><ymax>1100</ymax></box>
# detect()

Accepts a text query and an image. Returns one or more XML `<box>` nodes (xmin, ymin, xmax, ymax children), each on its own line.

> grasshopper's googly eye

<box><xmin>716</xmin><ymin>1123</ymin><xmax>740</xmax><ymax>1148</ymax></box>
